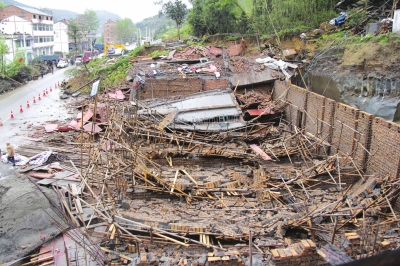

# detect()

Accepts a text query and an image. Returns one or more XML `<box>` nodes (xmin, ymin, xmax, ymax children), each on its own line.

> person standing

<box><xmin>6</xmin><ymin>143</ymin><xmax>15</xmax><ymax>166</ymax></box>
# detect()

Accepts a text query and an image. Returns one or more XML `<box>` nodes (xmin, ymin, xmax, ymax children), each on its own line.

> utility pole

<box><xmin>20</xmin><ymin>11</ymin><xmax>27</xmax><ymax>65</ymax></box>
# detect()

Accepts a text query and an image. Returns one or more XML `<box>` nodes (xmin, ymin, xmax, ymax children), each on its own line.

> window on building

<box><xmin>33</xmin><ymin>15</ymin><xmax>36</xmax><ymax>19</ymax></box>
<box><xmin>39</xmin><ymin>16</ymin><xmax>42</xmax><ymax>20</ymax></box>
<box><xmin>50</xmin><ymin>25</ymin><xmax>53</xmax><ymax>31</ymax></box>
<box><xmin>34</xmin><ymin>36</ymin><xmax>38</xmax><ymax>43</ymax></box>
<box><xmin>39</xmin><ymin>37</ymin><xmax>43</xmax><ymax>43</ymax></box>
<box><xmin>46</xmin><ymin>17</ymin><xmax>48</xmax><ymax>20</ymax></box>
<box><xmin>26</xmin><ymin>40</ymin><xmax>30</xmax><ymax>46</ymax></box>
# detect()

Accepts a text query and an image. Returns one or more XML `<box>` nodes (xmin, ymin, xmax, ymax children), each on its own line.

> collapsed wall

<box><xmin>138</xmin><ymin>78</ymin><xmax>230</xmax><ymax>100</ymax></box>
<box><xmin>273</xmin><ymin>80</ymin><xmax>400</xmax><ymax>179</ymax></box>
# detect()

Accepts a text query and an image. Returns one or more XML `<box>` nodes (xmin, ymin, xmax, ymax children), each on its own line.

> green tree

<box><xmin>6</xmin><ymin>50</ymin><xmax>25</xmax><ymax>78</ymax></box>
<box><xmin>76</xmin><ymin>9</ymin><xmax>100</xmax><ymax>50</ymax></box>
<box><xmin>67</xmin><ymin>19</ymin><xmax>82</xmax><ymax>52</ymax></box>
<box><xmin>76</xmin><ymin>9</ymin><xmax>100</xmax><ymax>34</ymax></box>
<box><xmin>0</xmin><ymin>37</ymin><xmax>8</xmax><ymax>73</ymax></box>
<box><xmin>156</xmin><ymin>0</ymin><xmax>188</xmax><ymax>40</ymax></box>
<box><xmin>188</xmin><ymin>0</ymin><xmax>239</xmax><ymax>36</ymax></box>
<box><xmin>187</xmin><ymin>0</ymin><xmax>207</xmax><ymax>37</ymax></box>
<box><xmin>116</xmin><ymin>18</ymin><xmax>137</xmax><ymax>43</ymax></box>
<box><xmin>238</xmin><ymin>10</ymin><xmax>249</xmax><ymax>34</ymax></box>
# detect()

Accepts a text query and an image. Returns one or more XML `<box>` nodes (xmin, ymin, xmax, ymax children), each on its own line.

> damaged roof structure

<box><xmin>138</xmin><ymin>89</ymin><xmax>246</xmax><ymax>132</ymax></box>
<box><xmin>7</xmin><ymin>42</ymin><xmax>400</xmax><ymax>266</ymax></box>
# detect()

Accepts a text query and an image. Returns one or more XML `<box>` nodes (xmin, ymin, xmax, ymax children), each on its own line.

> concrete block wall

<box><xmin>331</xmin><ymin>103</ymin><xmax>359</xmax><ymax>156</ymax></box>
<box><xmin>285</xmin><ymin>85</ymin><xmax>308</xmax><ymax>129</ymax></box>
<box><xmin>368</xmin><ymin>118</ymin><xmax>400</xmax><ymax>179</ymax></box>
<box><xmin>304</xmin><ymin>92</ymin><xmax>325</xmax><ymax>137</ymax></box>
<box><xmin>273</xmin><ymin>80</ymin><xmax>400</xmax><ymax>178</ymax></box>
<box><xmin>139</xmin><ymin>78</ymin><xmax>203</xmax><ymax>100</ymax></box>
<box><xmin>354</xmin><ymin>111</ymin><xmax>374</xmax><ymax>168</ymax></box>
<box><xmin>273</xmin><ymin>80</ymin><xmax>290</xmax><ymax>100</ymax></box>
<box><xmin>320</xmin><ymin>98</ymin><xmax>336</xmax><ymax>146</ymax></box>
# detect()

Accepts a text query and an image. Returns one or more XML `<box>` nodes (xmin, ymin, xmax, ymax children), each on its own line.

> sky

<box><xmin>15</xmin><ymin>0</ymin><xmax>191</xmax><ymax>23</ymax></box>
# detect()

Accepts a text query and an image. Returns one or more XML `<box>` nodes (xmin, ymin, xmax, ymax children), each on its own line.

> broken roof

<box><xmin>139</xmin><ymin>89</ymin><xmax>247</xmax><ymax>131</ymax></box>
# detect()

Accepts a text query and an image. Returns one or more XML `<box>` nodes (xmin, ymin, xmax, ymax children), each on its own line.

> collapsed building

<box><xmin>9</xmin><ymin>45</ymin><xmax>400</xmax><ymax>266</ymax></box>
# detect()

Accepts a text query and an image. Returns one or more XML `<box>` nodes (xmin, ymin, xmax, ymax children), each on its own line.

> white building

<box><xmin>0</xmin><ymin>15</ymin><xmax>33</xmax><ymax>63</ymax></box>
<box><xmin>0</xmin><ymin>5</ymin><xmax>55</xmax><ymax>60</ymax></box>
<box><xmin>53</xmin><ymin>20</ymin><xmax>69</xmax><ymax>55</ymax></box>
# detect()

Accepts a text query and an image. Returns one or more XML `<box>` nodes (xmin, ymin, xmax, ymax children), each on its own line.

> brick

<box><xmin>271</xmin><ymin>249</ymin><xmax>281</xmax><ymax>258</ymax></box>
<box><xmin>306</xmin><ymin>240</ymin><xmax>316</xmax><ymax>248</ymax></box>
<box><xmin>300</xmin><ymin>240</ymin><xmax>311</xmax><ymax>249</ymax></box>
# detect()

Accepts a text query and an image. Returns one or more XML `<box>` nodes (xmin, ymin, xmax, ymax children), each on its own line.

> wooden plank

<box><xmin>110</xmin><ymin>226</ymin><xmax>117</xmax><ymax>240</ymax></box>
<box><xmin>171</xmin><ymin>170</ymin><xmax>179</xmax><ymax>193</ymax></box>
<box><xmin>100</xmin><ymin>247</ymin><xmax>133</xmax><ymax>261</ymax></box>
<box><xmin>39</xmin><ymin>261</ymin><xmax>54</xmax><ymax>266</ymax></box>
<box><xmin>22</xmin><ymin>256</ymin><xmax>54</xmax><ymax>266</ymax></box>
<box><xmin>70</xmin><ymin>184</ymin><xmax>83</xmax><ymax>214</ymax></box>
<box><xmin>38</xmin><ymin>242</ymin><xmax>53</xmax><ymax>261</ymax></box>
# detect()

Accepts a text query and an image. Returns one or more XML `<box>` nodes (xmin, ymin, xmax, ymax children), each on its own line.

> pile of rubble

<box><xmin>10</xmin><ymin>84</ymin><xmax>400</xmax><ymax>266</ymax></box>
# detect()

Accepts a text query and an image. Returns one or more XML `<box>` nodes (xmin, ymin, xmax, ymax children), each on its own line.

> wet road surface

<box><xmin>0</xmin><ymin>66</ymin><xmax>69</xmax><ymax>124</ymax></box>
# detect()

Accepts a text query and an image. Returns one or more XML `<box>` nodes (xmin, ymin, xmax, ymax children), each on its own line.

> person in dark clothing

<box><xmin>40</xmin><ymin>70</ymin><xmax>44</xmax><ymax>78</ymax></box>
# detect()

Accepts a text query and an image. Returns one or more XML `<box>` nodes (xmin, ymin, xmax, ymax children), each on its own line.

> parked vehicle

<box><xmin>57</xmin><ymin>60</ymin><xmax>68</xmax><ymax>68</ymax></box>
<box><xmin>75</xmin><ymin>58</ymin><xmax>82</xmax><ymax>65</ymax></box>
<box><xmin>94</xmin><ymin>44</ymin><xmax>104</xmax><ymax>53</ymax></box>
<box><xmin>82</xmin><ymin>51</ymin><xmax>93</xmax><ymax>63</ymax></box>
<box><xmin>104</xmin><ymin>43</ymin><xmax>126</xmax><ymax>54</ymax></box>
<box><xmin>107</xmin><ymin>48</ymin><xmax>115</xmax><ymax>55</ymax></box>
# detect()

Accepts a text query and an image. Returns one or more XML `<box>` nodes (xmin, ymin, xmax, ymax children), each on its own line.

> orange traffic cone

<box><xmin>38</xmin><ymin>94</ymin><xmax>41</xmax><ymax>100</ymax></box>
<box><xmin>33</xmin><ymin>96</ymin><xmax>36</xmax><ymax>103</ymax></box>
<box><xmin>26</xmin><ymin>101</ymin><xmax>30</xmax><ymax>108</ymax></box>
<box><xmin>10</xmin><ymin>111</ymin><xmax>14</xmax><ymax>118</ymax></box>
<box><xmin>50</xmin><ymin>86</ymin><xmax>53</xmax><ymax>92</ymax></box>
<box><xmin>45</xmin><ymin>89</ymin><xmax>48</xmax><ymax>95</ymax></box>
<box><xmin>0</xmin><ymin>118</ymin><xmax>3</xmax><ymax>126</ymax></box>
<box><xmin>43</xmin><ymin>90</ymin><xmax>46</xmax><ymax>97</ymax></box>
<box><xmin>19</xmin><ymin>105</ymin><xmax>23</xmax><ymax>113</ymax></box>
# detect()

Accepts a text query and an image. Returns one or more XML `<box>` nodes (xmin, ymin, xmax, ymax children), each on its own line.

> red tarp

<box><xmin>249</xmin><ymin>144</ymin><xmax>272</xmax><ymax>161</ymax></box>
<box><xmin>108</xmin><ymin>90</ymin><xmax>125</xmax><ymax>100</ymax></box>
<box><xmin>228</xmin><ymin>43</ymin><xmax>243</xmax><ymax>57</ymax></box>
<box><xmin>76</xmin><ymin>109</ymin><xmax>94</xmax><ymax>122</ymax></box>
<box><xmin>207</xmin><ymin>46</ymin><xmax>223</xmax><ymax>56</ymax></box>
<box><xmin>44</xmin><ymin>124</ymin><xmax>59</xmax><ymax>133</ymax></box>
<box><xmin>29</xmin><ymin>172</ymin><xmax>55</xmax><ymax>179</ymax></box>
<box><xmin>246</xmin><ymin>108</ymin><xmax>275</xmax><ymax>116</ymax></box>
<box><xmin>83</xmin><ymin>122</ymin><xmax>102</xmax><ymax>133</ymax></box>
<box><xmin>75</xmin><ymin>109</ymin><xmax>94</xmax><ymax>130</ymax></box>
